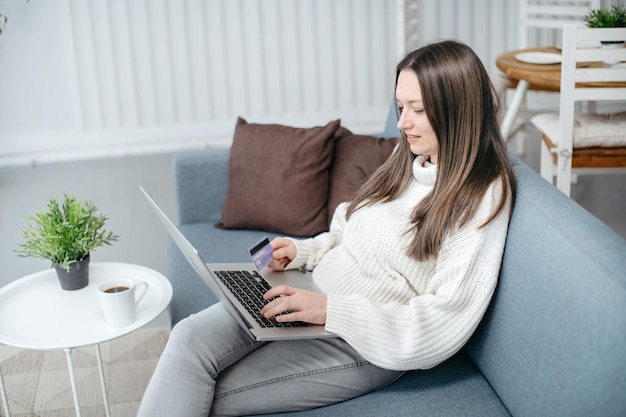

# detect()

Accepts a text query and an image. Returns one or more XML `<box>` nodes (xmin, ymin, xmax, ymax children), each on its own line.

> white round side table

<box><xmin>0</xmin><ymin>262</ymin><xmax>173</xmax><ymax>417</ymax></box>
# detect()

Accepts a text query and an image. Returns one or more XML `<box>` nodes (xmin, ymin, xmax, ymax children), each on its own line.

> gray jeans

<box><xmin>137</xmin><ymin>303</ymin><xmax>403</xmax><ymax>417</ymax></box>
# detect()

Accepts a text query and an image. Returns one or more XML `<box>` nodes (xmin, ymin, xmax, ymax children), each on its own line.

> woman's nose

<box><xmin>397</xmin><ymin>110</ymin><xmax>410</xmax><ymax>130</ymax></box>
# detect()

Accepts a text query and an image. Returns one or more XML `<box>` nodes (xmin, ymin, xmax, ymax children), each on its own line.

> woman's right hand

<box><xmin>268</xmin><ymin>237</ymin><xmax>296</xmax><ymax>271</ymax></box>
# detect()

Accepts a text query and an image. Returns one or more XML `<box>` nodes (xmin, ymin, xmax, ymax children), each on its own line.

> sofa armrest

<box><xmin>173</xmin><ymin>147</ymin><xmax>230</xmax><ymax>225</ymax></box>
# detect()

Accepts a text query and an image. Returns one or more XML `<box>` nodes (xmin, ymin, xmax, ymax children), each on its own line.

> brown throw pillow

<box><xmin>219</xmin><ymin>117</ymin><xmax>340</xmax><ymax>236</ymax></box>
<box><xmin>327</xmin><ymin>127</ymin><xmax>399</xmax><ymax>224</ymax></box>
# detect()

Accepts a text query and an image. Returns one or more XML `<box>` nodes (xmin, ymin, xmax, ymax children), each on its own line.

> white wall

<box><xmin>0</xmin><ymin>1</ymin><xmax>74</xmax><ymax>139</ymax></box>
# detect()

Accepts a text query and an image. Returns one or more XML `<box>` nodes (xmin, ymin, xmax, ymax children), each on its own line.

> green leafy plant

<box><xmin>16</xmin><ymin>195</ymin><xmax>119</xmax><ymax>271</ymax></box>
<box><xmin>585</xmin><ymin>4</ymin><xmax>626</xmax><ymax>29</ymax></box>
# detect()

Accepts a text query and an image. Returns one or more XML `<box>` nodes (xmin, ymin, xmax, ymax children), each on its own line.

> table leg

<box><xmin>64</xmin><ymin>348</ymin><xmax>82</xmax><ymax>417</ymax></box>
<box><xmin>0</xmin><ymin>364</ymin><xmax>11</xmax><ymax>417</ymax></box>
<box><xmin>95</xmin><ymin>344</ymin><xmax>111</xmax><ymax>417</ymax></box>
<box><xmin>501</xmin><ymin>79</ymin><xmax>529</xmax><ymax>141</ymax></box>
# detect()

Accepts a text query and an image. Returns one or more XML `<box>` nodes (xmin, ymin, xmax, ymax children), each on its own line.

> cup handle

<box><xmin>134</xmin><ymin>281</ymin><xmax>149</xmax><ymax>305</ymax></box>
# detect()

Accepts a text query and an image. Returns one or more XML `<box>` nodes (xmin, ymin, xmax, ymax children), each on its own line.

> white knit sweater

<box><xmin>287</xmin><ymin>155</ymin><xmax>512</xmax><ymax>371</ymax></box>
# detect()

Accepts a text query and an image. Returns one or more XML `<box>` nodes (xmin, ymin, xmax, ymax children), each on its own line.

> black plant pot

<box><xmin>55</xmin><ymin>255</ymin><xmax>90</xmax><ymax>290</ymax></box>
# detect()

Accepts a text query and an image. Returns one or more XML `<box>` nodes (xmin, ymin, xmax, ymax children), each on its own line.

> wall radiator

<box><xmin>66</xmin><ymin>0</ymin><xmax>397</xmax><ymax>157</ymax></box>
<box><xmin>0</xmin><ymin>0</ymin><xmax>399</xmax><ymax>165</ymax></box>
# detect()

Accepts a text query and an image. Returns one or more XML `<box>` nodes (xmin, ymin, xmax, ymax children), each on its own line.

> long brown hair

<box><xmin>346</xmin><ymin>40</ymin><xmax>516</xmax><ymax>261</ymax></box>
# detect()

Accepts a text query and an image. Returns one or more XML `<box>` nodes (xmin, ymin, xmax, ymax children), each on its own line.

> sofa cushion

<box><xmin>327</xmin><ymin>127</ymin><xmax>398</xmax><ymax>222</ymax></box>
<box><xmin>531</xmin><ymin>112</ymin><xmax>626</xmax><ymax>148</ymax></box>
<box><xmin>465</xmin><ymin>159</ymin><xmax>626</xmax><ymax>417</ymax></box>
<box><xmin>219</xmin><ymin>117</ymin><xmax>340</xmax><ymax>237</ymax></box>
<box><xmin>174</xmin><ymin>147</ymin><xmax>230</xmax><ymax>226</ymax></box>
<box><xmin>251</xmin><ymin>351</ymin><xmax>510</xmax><ymax>417</ymax></box>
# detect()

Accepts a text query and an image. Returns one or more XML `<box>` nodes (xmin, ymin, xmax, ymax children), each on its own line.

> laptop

<box><xmin>139</xmin><ymin>186</ymin><xmax>337</xmax><ymax>341</ymax></box>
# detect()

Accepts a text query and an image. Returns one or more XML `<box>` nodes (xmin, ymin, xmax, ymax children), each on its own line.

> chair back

<box><xmin>505</xmin><ymin>1</ymin><xmax>600</xmax><ymax>148</ymax></box>
<box><xmin>547</xmin><ymin>24</ymin><xmax>626</xmax><ymax>193</ymax></box>
<box><xmin>519</xmin><ymin>0</ymin><xmax>600</xmax><ymax>48</ymax></box>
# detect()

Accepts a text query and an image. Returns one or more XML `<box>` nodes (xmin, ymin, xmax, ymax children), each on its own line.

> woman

<box><xmin>138</xmin><ymin>40</ymin><xmax>516</xmax><ymax>417</ymax></box>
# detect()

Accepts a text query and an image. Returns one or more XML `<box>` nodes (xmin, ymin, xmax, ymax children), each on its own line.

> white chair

<box><xmin>518</xmin><ymin>0</ymin><xmax>600</xmax><ymax>50</ymax></box>
<box><xmin>500</xmin><ymin>0</ymin><xmax>601</xmax><ymax>152</ymax></box>
<box><xmin>530</xmin><ymin>24</ymin><xmax>626</xmax><ymax>197</ymax></box>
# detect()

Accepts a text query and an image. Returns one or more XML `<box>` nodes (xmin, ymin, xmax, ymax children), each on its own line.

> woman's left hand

<box><xmin>261</xmin><ymin>285</ymin><xmax>327</xmax><ymax>325</ymax></box>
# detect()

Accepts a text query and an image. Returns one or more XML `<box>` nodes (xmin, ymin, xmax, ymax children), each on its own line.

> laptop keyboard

<box><xmin>215</xmin><ymin>270</ymin><xmax>308</xmax><ymax>328</ymax></box>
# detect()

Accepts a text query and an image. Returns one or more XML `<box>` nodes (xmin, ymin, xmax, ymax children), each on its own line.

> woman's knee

<box><xmin>167</xmin><ymin>305</ymin><xmax>228</xmax><ymax>353</ymax></box>
<box><xmin>166</xmin><ymin>303</ymin><xmax>258</xmax><ymax>360</ymax></box>
<box><xmin>167</xmin><ymin>312</ymin><xmax>205</xmax><ymax>349</ymax></box>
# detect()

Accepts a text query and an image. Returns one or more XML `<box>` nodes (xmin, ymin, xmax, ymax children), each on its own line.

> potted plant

<box><xmin>585</xmin><ymin>4</ymin><xmax>626</xmax><ymax>44</ymax></box>
<box><xmin>16</xmin><ymin>195</ymin><xmax>119</xmax><ymax>290</ymax></box>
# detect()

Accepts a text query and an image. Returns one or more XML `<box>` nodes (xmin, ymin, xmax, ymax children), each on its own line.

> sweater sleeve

<box><xmin>324</xmin><ymin>185</ymin><xmax>512</xmax><ymax>371</ymax></box>
<box><xmin>286</xmin><ymin>203</ymin><xmax>348</xmax><ymax>271</ymax></box>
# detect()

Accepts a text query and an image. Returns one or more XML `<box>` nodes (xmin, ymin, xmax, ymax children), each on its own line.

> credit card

<box><xmin>249</xmin><ymin>236</ymin><xmax>273</xmax><ymax>271</ymax></box>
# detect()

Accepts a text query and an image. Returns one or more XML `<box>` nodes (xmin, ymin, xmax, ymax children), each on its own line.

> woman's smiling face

<box><xmin>395</xmin><ymin>68</ymin><xmax>439</xmax><ymax>164</ymax></box>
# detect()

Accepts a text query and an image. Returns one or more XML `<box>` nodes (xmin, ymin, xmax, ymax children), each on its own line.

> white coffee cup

<box><xmin>98</xmin><ymin>278</ymin><xmax>148</xmax><ymax>327</ymax></box>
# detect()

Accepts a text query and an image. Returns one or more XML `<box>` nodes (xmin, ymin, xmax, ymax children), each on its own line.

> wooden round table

<box><xmin>495</xmin><ymin>46</ymin><xmax>625</xmax><ymax>139</ymax></box>
<box><xmin>496</xmin><ymin>47</ymin><xmax>563</xmax><ymax>92</ymax></box>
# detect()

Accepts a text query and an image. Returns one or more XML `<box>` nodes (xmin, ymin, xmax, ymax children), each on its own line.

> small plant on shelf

<box><xmin>585</xmin><ymin>4</ymin><xmax>626</xmax><ymax>37</ymax></box>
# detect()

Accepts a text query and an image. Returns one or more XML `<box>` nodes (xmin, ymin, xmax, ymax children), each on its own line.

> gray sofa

<box><xmin>167</xmin><ymin>122</ymin><xmax>626</xmax><ymax>416</ymax></box>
